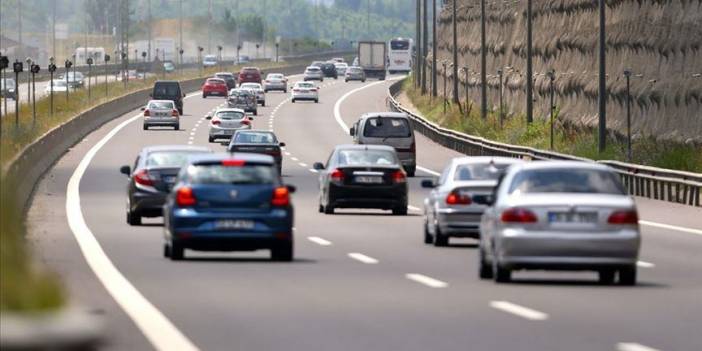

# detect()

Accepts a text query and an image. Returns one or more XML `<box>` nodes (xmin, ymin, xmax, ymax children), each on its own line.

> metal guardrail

<box><xmin>387</xmin><ymin>79</ymin><xmax>701</xmax><ymax>207</ymax></box>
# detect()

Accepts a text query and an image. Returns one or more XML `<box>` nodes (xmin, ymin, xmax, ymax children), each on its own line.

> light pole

<box><xmin>464</xmin><ymin>66</ymin><xmax>469</xmax><ymax>119</ymax></box>
<box><xmin>30</xmin><ymin>63</ymin><xmax>39</xmax><ymax>125</ymax></box>
<box><xmin>442</xmin><ymin>61</ymin><xmax>448</xmax><ymax>113</ymax></box>
<box><xmin>48</xmin><ymin>57</ymin><xmax>56</xmax><ymax>116</ymax></box>
<box><xmin>25</xmin><ymin>58</ymin><xmax>32</xmax><ymax>107</ymax></box>
<box><xmin>275</xmin><ymin>43</ymin><xmax>280</xmax><ymax>63</ymax></box>
<box><xmin>218</xmin><ymin>45</ymin><xmax>223</xmax><ymax>71</ymax></box>
<box><xmin>141</xmin><ymin>51</ymin><xmax>147</xmax><ymax>83</ymax></box>
<box><xmin>87</xmin><ymin>57</ymin><xmax>93</xmax><ymax>100</ymax></box>
<box><xmin>624</xmin><ymin>69</ymin><xmax>632</xmax><ymax>161</ymax></box>
<box><xmin>198</xmin><ymin>47</ymin><xmax>204</xmax><ymax>73</ymax></box>
<box><xmin>415</xmin><ymin>0</ymin><xmax>421</xmax><ymax>88</ymax></box>
<box><xmin>256</xmin><ymin>44</ymin><xmax>260</xmax><ymax>59</ymax></box>
<box><xmin>236</xmin><ymin>45</ymin><xmax>241</xmax><ymax>66</ymax></box>
<box><xmin>526</xmin><ymin>0</ymin><xmax>534</xmax><ymax>124</ymax></box>
<box><xmin>64</xmin><ymin>59</ymin><xmax>72</xmax><ymax>102</ymax></box>
<box><xmin>431</xmin><ymin>0</ymin><xmax>437</xmax><ymax>97</ymax></box>
<box><xmin>179</xmin><ymin>48</ymin><xmax>184</xmax><ymax>75</ymax></box>
<box><xmin>104</xmin><ymin>54</ymin><xmax>111</xmax><ymax>98</ymax></box>
<box><xmin>1</xmin><ymin>55</ymin><xmax>8</xmax><ymax>123</ymax></box>
<box><xmin>480</xmin><ymin>0</ymin><xmax>487</xmax><ymax>120</ymax></box>
<box><xmin>421</xmin><ymin>0</ymin><xmax>428</xmax><ymax>95</ymax></box>
<box><xmin>498</xmin><ymin>68</ymin><xmax>504</xmax><ymax>127</ymax></box>
<box><xmin>547</xmin><ymin>69</ymin><xmax>556</xmax><ymax>150</ymax></box>
<box><xmin>452</xmin><ymin>0</ymin><xmax>459</xmax><ymax>103</ymax></box>
<box><xmin>13</xmin><ymin>60</ymin><xmax>23</xmax><ymax>127</ymax></box>
<box><xmin>597</xmin><ymin>0</ymin><xmax>607</xmax><ymax>153</ymax></box>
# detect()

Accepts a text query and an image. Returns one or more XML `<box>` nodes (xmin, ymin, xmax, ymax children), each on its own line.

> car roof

<box><xmin>451</xmin><ymin>156</ymin><xmax>524</xmax><ymax>166</ymax></box>
<box><xmin>148</xmin><ymin>99</ymin><xmax>175</xmax><ymax>104</ymax></box>
<box><xmin>215</xmin><ymin>107</ymin><xmax>246</xmax><ymax>113</ymax></box>
<box><xmin>215</xmin><ymin>72</ymin><xmax>233</xmax><ymax>76</ymax></box>
<box><xmin>154</xmin><ymin>80</ymin><xmax>180</xmax><ymax>85</ymax></box>
<box><xmin>359</xmin><ymin>112</ymin><xmax>408</xmax><ymax>120</ymax></box>
<box><xmin>511</xmin><ymin>160</ymin><xmax>606</xmax><ymax>172</ymax></box>
<box><xmin>333</xmin><ymin>144</ymin><xmax>396</xmax><ymax>152</ymax></box>
<box><xmin>189</xmin><ymin>152</ymin><xmax>274</xmax><ymax>165</ymax></box>
<box><xmin>306</xmin><ymin>66</ymin><xmax>321</xmax><ymax>69</ymax></box>
<box><xmin>142</xmin><ymin>145</ymin><xmax>211</xmax><ymax>153</ymax></box>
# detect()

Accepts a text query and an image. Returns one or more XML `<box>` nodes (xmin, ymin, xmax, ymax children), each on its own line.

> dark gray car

<box><xmin>119</xmin><ymin>145</ymin><xmax>211</xmax><ymax>225</ymax></box>
<box><xmin>350</xmin><ymin>112</ymin><xmax>416</xmax><ymax>176</ymax></box>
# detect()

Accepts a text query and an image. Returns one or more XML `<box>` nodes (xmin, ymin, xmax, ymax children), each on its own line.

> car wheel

<box><xmin>127</xmin><ymin>209</ymin><xmax>141</xmax><ymax>225</ymax></box>
<box><xmin>178</xmin><ymin>108</ymin><xmax>183</xmax><ymax>115</ymax></box>
<box><xmin>619</xmin><ymin>266</ymin><xmax>637</xmax><ymax>286</ymax></box>
<box><xmin>174</xmin><ymin>123</ymin><xmax>180</xmax><ymax>130</ymax></box>
<box><xmin>169</xmin><ymin>241</ymin><xmax>184</xmax><ymax>261</ymax></box>
<box><xmin>406</xmin><ymin>166</ymin><xmax>416</xmax><ymax>177</ymax></box>
<box><xmin>433</xmin><ymin>226</ymin><xmax>449</xmax><ymax>247</ymax></box>
<box><xmin>345</xmin><ymin>79</ymin><xmax>348</xmax><ymax>82</ymax></box>
<box><xmin>291</xmin><ymin>99</ymin><xmax>296</xmax><ymax>103</ymax></box>
<box><xmin>202</xmin><ymin>93</ymin><xmax>207</xmax><ymax>98</ymax></box>
<box><xmin>423</xmin><ymin>221</ymin><xmax>433</xmax><ymax>244</ymax></box>
<box><xmin>392</xmin><ymin>206</ymin><xmax>408</xmax><ymax>216</ymax></box>
<box><xmin>493</xmin><ymin>262</ymin><xmax>511</xmax><ymax>283</ymax></box>
<box><xmin>324</xmin><ymin>204</ymin><xmax>334</xmax><ymax>215</ymax></box>
<box><xmin>254</xmin><ymin>110</ymin><xmax>258</xmax><ymax>116</ymax></box>
<box><xmin>163</xmin><ymin>244</ymin><xmax>171</xmax><ymax>258</ymax></box>
<box><xmin>315</xmin><ymin>99</ymin><xmax>319</xmax><ymax>103</ymax></box>
<box><xmin>479</xmin><ymin>248</ymin><xmax>494</xmax><ymax>279</ymax></box>
<box><xmin>318</xmin><ymin>204</ymin><xmax>324</xmax><ymax>213</ymax></box>
<box><xmin>208</xmin><ymin>136</ymin><xmax>215</xmax><ymax>143</ymax></box>
<box><xmin>271</xmin><ymin>243</ymin><xmax>293</xmax><ymax>262</ymax></box>
<box><xmin>598</xmin><ymin>269</ymin><xmax>616</xmax><ymax>285</ymax></box>
<box><xmin>262</xmin><ymin>101</ymin><xmax>266</xmax><ymax>107</ymax></box>
<box><xmin>362</xmin><ymin>79</ymin><xmax>366</xmax><ymax>83</ymax></box>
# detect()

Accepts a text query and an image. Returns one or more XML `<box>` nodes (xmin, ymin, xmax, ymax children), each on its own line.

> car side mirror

<box><xmin>206</xmin><ymin>114</ymin><xmax>212</xmax><ymax>120</ymax></box>
<box><xmin>279</xmin><ymin>142</ymin><xmax>286</xmax><ymax>147</ymax></box>
<box><xmin>349</xmin><ymin>127</ymin><xmax>356</xmax><ymax>136</ymax></box>
<box><xmin>313</xmin><ymin>162</ymin><xmax>325</xmax><ymax>170</ymax></box>
<box><xmin>140</xmin><ymin>107</ymin><xmax>146</xmax><ymax>111</ymax></box>
<box><xmin>248</xmin><ymin>116</ymin><xmax>254</xmax><ymax>121</ymax></box>
<box><xmin>421</xmin><ymin>179</ymin><xmax>436</xmax><ymax>188</ymax></box>
<box><xmin>286</xmin><ymin>184</ymin><xmax>296</xmax><ymax>193</ymax></box>
<box><xmin>119</xmin><ymin>165</ymin><xmax>131</xmax><ymax>176</ymax></box>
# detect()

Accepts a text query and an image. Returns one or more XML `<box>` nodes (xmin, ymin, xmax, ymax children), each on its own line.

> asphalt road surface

<box><xmin>28</xmin><ymin>72</ymin><xmax>702</xmax><ymax>351</ymax></box>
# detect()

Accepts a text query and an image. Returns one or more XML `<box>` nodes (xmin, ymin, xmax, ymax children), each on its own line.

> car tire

<box><xmin>208</xmin><ymin>136</ymin><xmax>215</xmax><ymax>143</ymax></box>
<box><xmin>598</xmin><ymin>269</ymin><xmax>616</xmax><ymax>285</ymax></box>
<box><xmin>345</xmin><ymin>79</ymin><xmax>348</xmax><ymax>82</ymax></box>
<box><xmin>406</xmin><ymin>166</ymin><xmax>416</xmax><ymax>177</ymax></box>
<box><xmin>271</xmin><ymin>243</ymin><xmax>293</xmax><ymax>262</ymax></box>
<box><xmin>284</xmin><ymin>90</ymin><xmax>287</xmax><ymax>93</ymax></box>
<box><xmin>178</xmin><ymin>108</ymin><xmax>183</xmax><ymax>115</ymax></box>
<box><xmin>315</xmin><ymin>99</ymin><xmax>319</xmax><ymax>103</ymax></box>
<box><xmin>619</xmin><ymin>266</ymin><xmax>637</xmax><ymax>286</ymax></box>
<box><xmin>392</xmin><ymin>206</ymin><xmax>408</xmax><ymax>216</ymax></box>
<box><xmin>433</xmin><ymin>226</ymin><xmax>449</xmax><ymax>247</ymax></box>
<box><xmin>143</xmin><ymin>124</ymin><xmax>148</xmax><ymax>130</ymax></box>
<box><xmin>163</xmin><ymin>244</ymin><xmax>171</xmax><ymax>258</ymax></box>
<box><xmin>493</xmin><ymin>262</ymin><xmax>511</xmax><ymax>283</ymax></box>
<box><xmin>262</xmin><ymin>101</ymin><xmax>266</xmax><ymax>107</ymax></box>
<box><xmin>362</xmin><ymin>79</ymin><xmax>366</xmax><ymax>83</ymax></box>
<box><xmin>174</xmin><ymin>123</ymin><xmax>180</xmax><ymax>130</ymax></box>
<box><xmin>202</xmin><ymin>93</ymin><xmax>207</xmax><ymax>98</ymax></box>
<box><xmin>479</xmin><ymin>249</ymin><xmax>494</xmax><ymax>279</ymax></box>
<box><xmin>169</xmin><ymin>241</ymin><xmax>184</xmax><ymax>261</ymax></box>
<box><xmin>423</xmin><ymin>221</ymin><xmax>433</xmax><ymax>244</ymax></box>
<box><xmin>291</xmin><ymin>99</ymin><xmax>296</xmax><ymax>103</ymax></box>
<box><xmin>324</xmin><ymin>204</ymin><xmax>334</xmax><ymax>215</ymax></box>
<box><xmin>318</xmin><ymin>204</ymin><xmax>324</xmax><ymax>213</ymax></box>
<box><xmin>127</xmin><ymin>209</ymin><xmax>141</xmax><ymax>225</ymax></box>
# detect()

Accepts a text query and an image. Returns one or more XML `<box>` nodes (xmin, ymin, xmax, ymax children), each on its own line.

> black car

<box><xmin>215</xmin><ymin>72</ymin><xmax>237</xmax><ymax>90</ymax></box>
<box><xmin>120</xmin><ymin>145</ymin><xmax>211</xmax><ymax>225</ymax></box>
<box><xmin>152</xmin><ymin>80</ymin><xmax>185</xmax><ymax>114</ymax></box>
<box><xmin>320</xmin><ymin>63</ymin><xmax>338</xmax><ymax>79</ymax></box>
<box><xmin>227</xmin><ymin>130</ymin><xmax>285</xmax><ymax>174</ymax></box>
<box><xmin>313</xmin><ymin>145</ymin><xmax>408</xmax><ymax>215</ymax></box>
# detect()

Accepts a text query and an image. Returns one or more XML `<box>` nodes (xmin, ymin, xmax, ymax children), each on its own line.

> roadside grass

<box><xmin>0</xmin><ymin>59</ymin><xmax>305</xmax><ymax>312</ymax></box>
<box><xmin>403</xmin><ymin>78</ymin><xmax>702</xmax><ymax>172</ymax></box>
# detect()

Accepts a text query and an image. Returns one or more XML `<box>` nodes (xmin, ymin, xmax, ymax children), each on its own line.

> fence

<box><xmin>387</xmin><ymin>79</ymin><xmax>701</xmax><ymax>207</ymax></box>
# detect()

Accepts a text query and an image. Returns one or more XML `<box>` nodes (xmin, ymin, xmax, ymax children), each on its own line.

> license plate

<box><xmin>156</xmin><ymin>112</ymin><xmax>168</xmax><ymax>117</ymax></box>
<box><xmin>214</xmin><ymin>220</ymin><xmax>255</xmax><ymax>230</ymax></box>
<box><xmin>355</xmin><ymin>176</ymin><xmax>383</xmax><ymax>184</ymax></box>
<box><xmin>164</xmin><ymin>176</ymin><xmax>176</xmax><ymax>183</ymax></box>
<box><xmin>548</xmin><ymin>212</ymin><xmax>597</xmax><ymax>223</ymax></box>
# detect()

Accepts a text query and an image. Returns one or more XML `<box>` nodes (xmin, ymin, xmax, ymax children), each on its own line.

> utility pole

<box><xmin>208</xmin><ymin>0</ymin><xmax>212</xmax><ymax>54</ymax></box>
<box><xmin>415</xmin><ymin>0</ymin><xmax>420</xmax><ymax>88</ymax></box>
<box><xmin>367</xmin><ymin>0</ymin><xmax>371</xmax><ymax>38</ymax></box>
<box><xmin>52</xmin><ymin>0</ymin><xmax>57</xmax><ymax>59</ymax></box>
<box><xmin>179</xmin><ymin>0</ymin><xmax>183</xmax><ymax>66</ymax></box>
<box><xmin>598</xmin><ymin>0</ymin><xmax>607</xmax><ymax>152</ymax></box>
<box><xmin>421</xmin><ymin>0</ymin><xmax>428</xmax><ymax>95</ymax></box>
<box><xmin>431</xmin><ymin>0</ymin><xmax>437</xmax><ymax>97</ymax></box>
<box><xmin>452</xmin><ymin>0</ymin><xmax>459</xmax><ymax>103</ymax></box>
<box><xmin>18</xmin><ymin>0</ymin><xmax>23</xmax><ymax>61</ymax></box>
<box><xmin>480</xmin><ymin>0</ymin><xmax>487</xmax><ymax>120</ymax></box>
<box><xmin>262</xmin><ymin>0</ymin><xmax>267</xmax><ymax>58</ymax></box>
<box><xmin>526</xmin><ymin>0</ymin><xmax>534</xmax><ymax>124</ymax></box>
<box><xmin>148</xmin><ymin>0</ymin><xmax>152</xmax><ymax>61</ymax></box>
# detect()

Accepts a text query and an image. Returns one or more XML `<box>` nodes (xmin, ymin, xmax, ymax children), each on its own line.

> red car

<box><xmin>202</xmin><ymin>78</ymin><xmax>228</xmax><ymax>98</ymax></box>
<box><xmin>238</xmin><ymin>67</ymin><xmax>262</xmax><ymax>84</ymax></box>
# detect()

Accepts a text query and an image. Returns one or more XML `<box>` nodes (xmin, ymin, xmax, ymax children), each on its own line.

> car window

<box><xmin>362</xmin><ymin>118</ymin><xmax>411</xmax><ymax>138</ymax></box>
<box><xmin>337</xmin><ymin>150</ymin><xmax>398</xmax><ymax>166</ymax></box>
<box><xmin>216</xmin><ymin>110</ymin><xmax>245</xmax><ymax>120</ymax></box>
<box><xmin>1</xmin><ymin>79</ymin><xmax>16</xmax><ymax>88</ymax></box>
<box><xmin>146</xmin><ymin>151</ymin><xmax>201</xmax><ymax>168</ymax></box>
<box><xmin>508</xmin><ymin>168</ymin><xmax>626</xmax><ymax>195</ymax></box>
<box><xmin>207</xmin><ymin>79</ymin><xmax>224</xmax><ymax>84</ymax></box>
<box><xmin>234</xmin><ymin>132</ymin><xmax>277</xmax><ymax>144</ymax></box>
<box><xmin>187</xmin><ymin>164</ymin><xmax>275</xmax><ymax>185</ymax></box>
<box><xmin>454</xmin><ymin>163</ymin><xmax>513</xmax><ymax>181</ymax></box>
<box><xmin>438</xmin><ymin>165</ymin><xmax>451</xmax><ymax>185</ymax></box>
<box><xmin>297</xmin><ymin>83</ymin><xmax>314</xmax><ymax>88</ymax></box>
<box><xmin>148</xmin><ymin>101</ymin><xmax>174</xmax><ymax>109</ymax></box>
<box><xmin>154</xmin><ymin>83</ymin><xmax>180</xmax><ymax>96</ymax></box>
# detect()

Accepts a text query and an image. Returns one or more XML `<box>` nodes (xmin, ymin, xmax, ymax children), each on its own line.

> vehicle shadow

<box><xmin>443</xmin><ymin>242</ymin><xmax>479</xmax><ymax>249</ymax></box>
<box><xmin>330</xmin><ymin>211</ymin><xmax>422</xmax><ymax>217</ymax></box>
<box><xmin>136</xmin><ymin>223</ymin><xmax>163</xmax><ymax>227</ymax></box>
<box><xmin>507</xmin><ymin>278</ymin><xmax>668</xmax><ymax>288</ymax></box>
<box><xmin>183</xmin><ymin>257</ymin><xmax>317</xmax><ymax>264</ymax></box>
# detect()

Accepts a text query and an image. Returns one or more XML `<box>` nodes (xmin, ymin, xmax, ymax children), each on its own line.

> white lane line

<box><xmin>333</xmin><ymin>80</ymin><xmax>396</xmax><ymax>131</ymax></box>
<box><xmin>489</xmin><ymin>301</ymin><xmax>548</xmax><ymax>321</ymax></box>
<box><xmin>408</xmin><ymin>205</ymin><xmax>422</xmax><ymax>212</ymax></box>
<box><xmin>284</xmin><ymin>151</ymin><xmax>291</xmax><ymax>156</ymax></box>
<box><xmin>617</xmin><ymin>343</ymin><xmax>661</xmax><ymax>351</ymax></box>
<box><xmin>291</xmin><ymin>157</ymin><xmax>299</xmax><ymax>161</ymax></box>
<box><xmin>66</xmin><ymin>113</ymin><xmax>200</xmax><ymax>351</ymax></box>
<box><xmin>307</xmin><ymin>236</ymin><xmax>332</xmax><ymax>246</ymax></box>
<box><xmin>348</xmin><ymin>253</ymin><xmax>379</xmax><ymax>264</ymax></box>
<box><xmin>299</xmin><ymin>162</ymin><xmax>308</xmax><ymax>167</ymax></box>
<box><xmin>405</xmin><ymin>273</ymin><xmax>448</xmax><ymax>288</ymax></box>
<box><xmin>637</xmin><ymin>260</ymin><xmax>655</xmax><ymax>268</ymax></box>
<box><xmin>309</xmin><ymin>169</ymin><xmax>319</xmax><ymax>173</ymax></box>
<box><xmin>639</xmin><ymin>220</ymin><xmax>702</xmax><ymax>236</ymax></box>
<box><xmin>417</xmin><ymin>166</ymin><xmax>441</xmax><ymax>176</ymax></box>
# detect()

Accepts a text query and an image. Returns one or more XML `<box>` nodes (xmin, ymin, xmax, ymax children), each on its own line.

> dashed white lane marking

<box><xmin>617</xmin><ymin>343</ymin><xmax>661</xmax><ymax>351</ymax></box>
<box><xmin>489</xmin><ymin>301</ymin><xmax>548</xmax><ymax>321</ymax></box>
<box><xmin>639</xmin><ymin>220</ymin><xmax>702</xmax><ymax>236</ymax></box>
<box><xmin>66</xmin><ymin>91</ymin><xmax>204</xmax><ymax>351</ymax></box>
<box><xmin>291</xmin><ymin>157</ymin><xmax>299</xmax><ymax>161</ymax></box>
<box><xmin>405</xmin><ymin>273</ymin><xmax>448</xmax><ymax>288</ymax></box>
<box><xmin>407</xmin><ymin>205</ymin><xmax>422</xmax><ymax>212</ymax></box>
<box><xmin>309</xmin><ymin>169</ymin><xmax>319</xmax><ymax>173</ymax></box>
<box><xmin>307</xmin><ymin>236</ymin><xmax>332</xmax><ymax>246</ymax></box>
<box><xmin>637</xmin><ymin>260</ymin><xmax>655</xmax><ymax>268</ymax></box>
<box><xmin>284</xmin><ymin>152</ymin><xmax>291</xmax><ymax>156</ymax></box>
<box><xmin>299</xmin><ymin>162</ymin><xmax>308</xmax><ymax>167</ymax></box>
<box><xmin>348</xmin><ymin>253</ymin><xmax>379</xmax><ymax>264</ymax></box>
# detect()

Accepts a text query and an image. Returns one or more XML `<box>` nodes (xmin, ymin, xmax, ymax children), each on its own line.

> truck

<box><xmin>357</xmin><ymin>41</ymin><xmax>387</xmax><ymax>80</ymax></box>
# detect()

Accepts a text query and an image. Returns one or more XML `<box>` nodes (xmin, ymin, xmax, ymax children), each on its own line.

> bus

<box><xmin>387</xmin><ymin>38</ymin><xmax>413</xmax><ymax>74</ymax></box>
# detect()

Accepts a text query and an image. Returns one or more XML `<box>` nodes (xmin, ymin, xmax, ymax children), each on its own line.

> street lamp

<box><xmin>275</xmin><ymin>43</ymin><xmax>280</xmax><ymax>63</ymax></box>
<box><xmin>236</xmin><ymin>45</ymin><xmax>242</xmax><ymax>66</ymax></box>
<box><xmin>25</xmin><ymin>57</ymin><xmax>32</xmax><ymax>106</ymax></box>
<box><xmin>463</xmin><ymin>66</ymin><xmax>470</xmax><ymax>119</ymax></box>
<box><xmin>217</xmin><ymin>45</ymin><xmax>223</xmax><ymax>71</ymax></box>
<box><xmin>624</xmin><ymin>69</ymin><xmax>632</xmax><ymax>161</ymax></box>
<box><xmin>442</xmin><ymin>61</ymin><xmax>448</xmax><ymax>113</ymax></box>
<box><xmin>198</xmin><ymin>46</ymin><xmax>204</xmax><ymax>73</ymax></box>
<box><xmin>48</xmin><ymin>57</ymin><xmax>56</xmax><ymax>116</ymax></box>
<box><xmin>1</xmin><ymin>54</ymin><xmax>8</xmax><ymax>125</ymax></box>
<box><xmin>179</xmin><ymin>48</ymin><xmax>184</xmax><ymax>75</ymax></box>
<box><xmin>547</xmin><ymin>69</ymin><xmax>556</xmax><ymax>150</ymax></box>
<box><xmin>256</xmin><ymin>44</ymin><xmax>260</xmax><ymax>59</ymax></box>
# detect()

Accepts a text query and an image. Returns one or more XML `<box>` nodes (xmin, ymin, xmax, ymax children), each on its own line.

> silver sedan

<box><xmin>478</xmin><ymin>161</ymin><xmax>641</xmax><ymax>285</ymax></box>
<box><xmin>422</xmin><ymin>157</ymin><xmax>523</xmax><ymax>246</ymax></box>
<box><xmin>240</xmin><ymin>82</ymin><xmax>266</xmax><ymax>107</ymax></box>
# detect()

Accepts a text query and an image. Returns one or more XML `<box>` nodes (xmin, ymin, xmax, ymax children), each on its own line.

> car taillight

<box><xmin>143</xmin><ymin>109</ymin><xmax>150</xmax><ymax>116</ymax></box>
<box><xmin>176</xmin><ymin>187</ymin><xmax>196</xmax><ymax>206</ymax></box>
<box><xmin>501</xmin><ymin>208</ymin><xmax>538</xmax><ymax>223</ymax></box>
<box><xmin>446</xmin><ymin>190</ymin><xmax>471</xmax><ymax>205</ymax></box>
<box><xmin>211</xmin><ymin>119</ymin><xmax>221</xmax><ymax>125</ymax></box>
<box><xmin>391</xmin><ymin>170</ymin><xmax>406</xmax><ymax>184</ymax></box>
<box><xmin>133</xmin><ymin>169</ymin><xmax>155</xmax><ymax>186</ymax></box>
<box><xmin>222</xmin><ymin>159</ymin><xmax>245</xmax><ymax>167</ymax></box>
<box><xmin>241</xmin><ymin>119</ymin><xmax>251</xmax><ymax>126</ymax></box>
<box><xmin>293</xmin><ymin>89</ymin><xmax>300</xmax><ymax>92</ymax></box>
<box><xmin>171</xmin><ymin>109</ymin><xmax>179</xmax><ymax>117</ymax></box>
<box><xmin>608</xmin><ymin>210</ymin><xmax>639</xmax><ymax>225</ymax></box>
<box><xmin>331</xmin><ymin>169</ymin><xmax>345</xmax><ymax>184</ymax></box>
<box><xmin>271</xmin><ymin>186</ymin><xmax>290</xmax><ymax>207</ymax></box>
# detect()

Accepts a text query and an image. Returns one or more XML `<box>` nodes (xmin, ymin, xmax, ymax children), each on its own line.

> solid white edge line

<box><xmin>417</xmin><ymin>165</ymin><xmax>440</xmax><ymax>176</ymax></box>
<box><xmin>66</xmin><ymin>112</ymin><xmax>200</xmax><ymax>350</ymax></box>
<box><xmin>307</xmin><ymin>236</ymin><xmax>332</xmax><ymax>246</ymax></box>
<box><xmin>637</xmin><ymin>260</ymin><xmax>655</xmax><ymax>268</ymax></box>
<box><xmin>348</xmin><ymin>253</ymin><xmax>379</xmax><ymax>264</ymax></box>
<box><xmin>489</xmin><ymin>301</ymin><xmax>548</xmax><ymax>321</ymax></box>
<box><xmin>639</xmin><ymin>220</ymin><xmax>702</xmax><ymax>236</ymax></box>
<box><xmin>405</xmin><ymin>273</ymin><xmax>448</xmax><ymax>288</ymax></box>
<box><xmin>617</xmin><ymin>342</ymin><xmax>661</xmax><ymax>351</ymax></box>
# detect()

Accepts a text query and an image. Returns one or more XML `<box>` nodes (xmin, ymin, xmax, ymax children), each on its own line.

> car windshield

<box><xmin>188</xmin><ymin>164</ymin><xmax>275</xmax><ymax>185</ymax></box>
<box><xmin>153</xmin><ymin>84</ymin><xmax>180</xmax><ymax>96</ymax></box>
<box><xmin>164</xmin><ymin>62</ymin><xmax>174</xmax><ymax>68</ymax></box>
<box><xmin>1</xmin><ymin>79</ymin><xmax>16</xmax><ymax>88</ymax></box>
<box><xmin>148</xmin><ymin>101</ymin><xmax>174</xmax><ymax>109</ymax></box>
<box><xmin>363</xmin><ymin>117</ymin><xmax>411</xmax><ymax>138</ymax></box>
<box><xmin>234</xmin><ymin>132</ymin><xmax>277</xmax><ymax>144</ymax></box>
<box><xmin>216</xmin><ymin>110</ymin><xmax>244</xmax><ymax>120</ymax></box>
<box><xmin>216</xmin><ymin>74</ymin><xmax>233</xmax><ymax>79</ymax></box>
<box><xmin>52</xmin><ymin>80</ymin><xmax>67</xmax><ymax>87</ymax></box>
<box><xmin>454</xmin><ymin>163</ymin><xmax>514</xmax><ymax>181</ymax></box>
<box><xmin>508</xmin><ymin>168</ymin><xmax>626</xmax><ymax>195</ymax></box>
<box><xmin>204</xmin><ymin>56</ymin><xmax>216</xmax><ymax>61</ymax></box>
<box><xmin>338</xmin><ymin>150</ymin><xmax>398</xmax><ymax>166</ymax></box>
<box><xmin>146</xmin><ymin>151</ymin><xmax>201</xmax><ymax>168</ymax></box>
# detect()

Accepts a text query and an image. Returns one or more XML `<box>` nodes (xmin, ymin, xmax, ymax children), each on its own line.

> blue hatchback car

<box><xmin>163</xmin><ymin>153</ymin><xmax>295</xmax><ymax>261</ymax></box>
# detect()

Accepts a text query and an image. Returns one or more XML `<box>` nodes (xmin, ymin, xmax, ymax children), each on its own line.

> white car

<box><xmin>303</xmin><ymin>66</ymin><xmax>324</xmax><ymax>81</ymax></box>
<box><xmin>239</xmin><ymin>82</ymin><xmax>266</xmax><ymax>107</ymax></box>
<box><xmin>44</xmin><ymin>79</ymin><xmax>69</xmax><ymax>93</ymax></box>
<box><xmin>335</xmin><ymin>62</ymin><xmax>349</xmax><ymax>76</ymax></box>
<box><xmin>291</xmin><ymin>81</ymin><xmax>319</xmax><ymax>103</ymax></box>
<box><xmin>203</xmin><ymin>55</ymin><xmax>218</xmax><ymax>67</ymax></box>
<box><xmin>207</xmin><ymin>108</ymin><xmax>252</xmax><ymax>142</ymax></box>
<box><xmin>142</xmin><ymin>100</ymin><xmax>180</xmax><ymax>130</ymax></box>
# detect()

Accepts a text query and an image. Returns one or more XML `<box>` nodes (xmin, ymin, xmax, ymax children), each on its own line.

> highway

<box><xmin>27</xmin><ymin>72</ymin><xmax>702</xmax><ymax>351</ymax></box>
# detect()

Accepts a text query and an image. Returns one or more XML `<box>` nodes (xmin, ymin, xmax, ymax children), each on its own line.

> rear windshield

<box><xmin>348</xmin><ymin>67</ymin><xmax>362</xmax><ymax>73</ymax></box>
<box><xmin>242</xmin><ymin>68</ymin><xmax>260</xmax><ymax>73</ymax></box>
<box><xmin>188</xmin><ymin>165</ymin><xmax>275</xmax><ymax>185</ymax></box>
<box><xmin>153</xmin><ymin>83</ymin><xmax>180</xmax><ymax>96</ymax></box>
<box><xmin>338</xmin><ymin>150</ymin><xmax>398</xmax><ymax>166</ymax></box>
<box><xmin>363</xmin><ymin>117</ymin><xmax>411</xmax><ymax>138</ymax></box>
<box><xmin>148</xmin><ymin>101</ymin><xmax>174</xmax><ymax>109</ymax></box>
<box><xmin>297</xmin><ymin>83</ymin><xmax>314</xmax><ymax>88</ymax></box>
<box><xmin>234</xmin><ymin>132</ymin><xmax>277</xmax><ymax>144</ymax></box>
<box><xmin>216</xmin><ymin>111</ymin><xmax>245</xmax><ymax>120</ymax></box>
<box><xmin>216</xmin><ymin>74</ymin><xmax>233</xmax><ymax>79</ymax></box>
<box><xmin>306</xmin><ymin>67</ymin><xmax>320</xmax><ymax>72</ymax></box>
<box><xmin>508</xmin><ymin>168</ymin><xmax>626</xmax><ymax>195</ymax></box>
<box><xmin>207</xmin><ymin>79</ymin><xmax>224</xmax><ymax>84</ymax></box>
<box><xmin>267</xmin><ymin>74</ymin><xmax>283</xmax><ymax>79</ymax></box>
<box><xmin>391</xmin><ymin>40</ymin><xmax>410</xmax><ymax>50</ymax></box>
<box><xmin>146</xmin><ymin>151</ymin><xmax>202</xmax><ymax>168</ymax></box>
<box><xmin>454</xmin><ymin>163</ymin><xmax>514</xmax><ymax>181</ymax></box>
